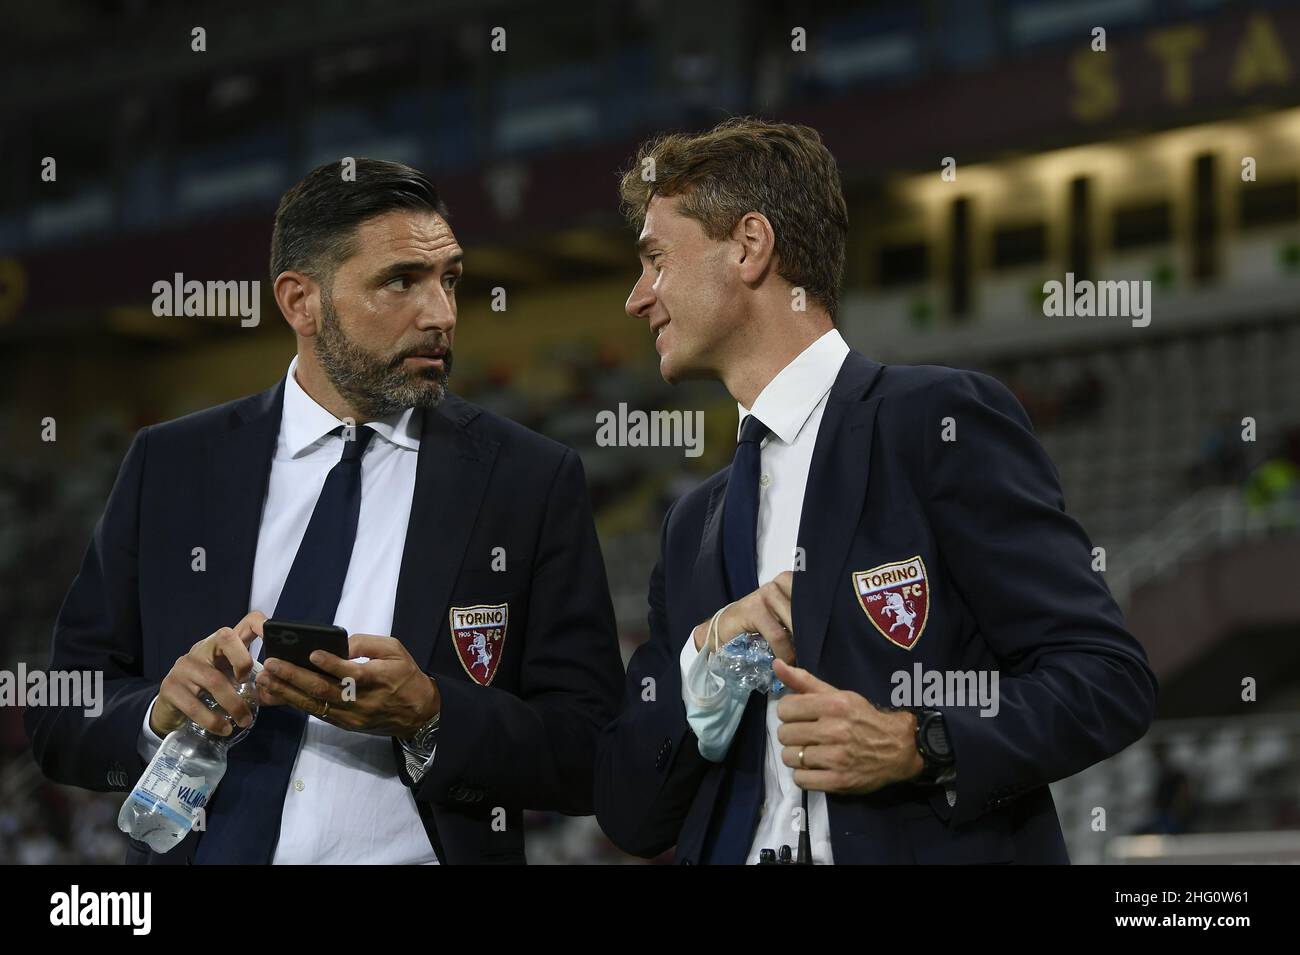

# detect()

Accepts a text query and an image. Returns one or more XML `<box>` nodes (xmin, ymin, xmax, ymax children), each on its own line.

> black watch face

<box><xmin>923</xmin><ymin>716</ymin><xmax>951</xmax><ymax>759</ymax></box>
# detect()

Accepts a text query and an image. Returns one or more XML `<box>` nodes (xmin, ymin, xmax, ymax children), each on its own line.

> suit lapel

<box><xmin>681</xmin><ymin>476</ymin><xmax>730</xmax><ymax>861</ymax></box>
<box><xmin>792</xmin><ymin>352</ymin><xmax>884</xmax><ymax>676</ymax></box>
<box><xmin>391</xmin><ymin>393</ymin><xmax>500</xmax><ymax>670</ymax></box>
<box><xmin>206</xmin><ymin>378</ymin><xmax>285</xmax><ymax>642</ymax></box>
<box><xmin>691</xmin><ymin>478</ymin><xmax>729</xmax><ymax>624</ymax></box>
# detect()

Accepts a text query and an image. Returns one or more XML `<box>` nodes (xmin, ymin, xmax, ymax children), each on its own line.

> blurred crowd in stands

<box><xmin>4</xmin><ymin>333</ymin><xmax>1299</xmax><ymax>862</ymax></box>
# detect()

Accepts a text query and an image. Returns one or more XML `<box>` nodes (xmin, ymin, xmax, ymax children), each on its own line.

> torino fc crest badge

<box><xmin>852</xmin><ymin>556</ymin><xmax>929</xmax><ymax>650</ymax></box>
<box><xmin>449</xmin><ymin>603</ymin><xmax>508</xmax><ymax>686</ymax></box>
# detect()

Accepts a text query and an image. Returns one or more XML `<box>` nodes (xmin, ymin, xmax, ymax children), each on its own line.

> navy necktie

<box><xmin>702</xmin><ymin>413</ymin><xmax>770</xmax><ymax>864</ymax></box>
<box><xmin>195</xmin><ymin>424</ymin><xmax>376</xmax><ymax>864</ymax></box>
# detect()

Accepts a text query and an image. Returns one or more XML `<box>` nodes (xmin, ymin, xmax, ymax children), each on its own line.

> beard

<box><xmin>314</xmin><ymin>288</ymin><xmax>453</xmax><ymax>419</ymax></box>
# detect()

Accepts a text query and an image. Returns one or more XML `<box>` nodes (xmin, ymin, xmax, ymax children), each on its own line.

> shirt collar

<box><xmin>281</xmin><ymin>354</ymin><xmax>422</xmax><ymax>457</ymax></box>
<box><xmin>738</xmin><ymin>328</ymin><xmax>851</xmax><ymax>445</ymax></box>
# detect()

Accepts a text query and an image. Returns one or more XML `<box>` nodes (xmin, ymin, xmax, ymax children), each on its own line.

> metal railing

<box><xmin>1108</xmin><ymin>487</ymin><xmax>1299</xmax><ymax>605</ymax></box>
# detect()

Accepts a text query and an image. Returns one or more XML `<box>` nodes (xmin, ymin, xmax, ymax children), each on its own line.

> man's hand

<box><xmin>691</xmin><ymin>571</ymin><xmax>796</xmax><ymax>664</ymax></box>
<box><xmin>256</xmin><ymin>634</ymin><xmax>439</xmax><ymax>738</ymax></box>
<box><xmin>773</xmin><ymin>658</ymin><xmax>923</xmax><ymax>793</ymax></box>
<box><xmin>151</xmin><ymin>611</ymin><xmax>266</xmax><ymax>737</ymax></box>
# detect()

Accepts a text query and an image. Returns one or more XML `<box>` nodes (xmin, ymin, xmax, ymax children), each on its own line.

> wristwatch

<box><xmin>910</xmin><ymin>708</ymin><xmax>956</xmax><ymax>785</ymax></box>
<box><xmin>399</xmin><ymin>711</ymin><xmax>441</xmax><ymax>759</ymax></box>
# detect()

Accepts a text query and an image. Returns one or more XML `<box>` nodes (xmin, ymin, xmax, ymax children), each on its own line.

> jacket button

<box><xmin>655</xmin><ymin>737</ymin><xmax>672</xmax><ymax>769</ymax></box>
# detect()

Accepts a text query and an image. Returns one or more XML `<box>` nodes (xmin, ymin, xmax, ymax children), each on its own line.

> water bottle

<box><xmin>707</xmin><ymin>632</ymin><xmax>786</xmax><ymax>699</ymax></box>
<box><xmin>117</xmin><ymin>662</ymin><xmax>261</xmax><ymax>853</ymax></box>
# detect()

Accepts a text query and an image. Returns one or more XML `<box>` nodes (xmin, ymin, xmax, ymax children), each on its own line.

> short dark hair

<box><xmin>619</xmin><ymin>117</ymin><xmax>848</xmax><ymax>317</ymax></box>
<box><xmin>270</xmin><ymin>158</ymin><xmax>449</xmax><ymax>284</ymax></box>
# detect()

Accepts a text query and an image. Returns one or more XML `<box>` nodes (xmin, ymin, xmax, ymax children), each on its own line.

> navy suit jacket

<box><xmin>595</xmin><ymin>351</ymin><xmax>1158</xmax><ymax>863</ymax></box>
<box><xmin>25</xmin><ymin>375</ymin><xmax>624</xmax><ymax>864</ymax></box>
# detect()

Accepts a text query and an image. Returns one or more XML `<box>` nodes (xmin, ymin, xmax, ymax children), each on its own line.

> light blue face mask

<box><xmin>684</xmin><ymin>633</ymin><xmax>785</xmax><ymax>762</ymax></box>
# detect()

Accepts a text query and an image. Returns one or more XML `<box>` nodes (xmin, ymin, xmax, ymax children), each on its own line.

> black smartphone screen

<box><xmin>261</xmin><ymin>619</ymin><xmax>350</xmax><ymax>679</ymax></box>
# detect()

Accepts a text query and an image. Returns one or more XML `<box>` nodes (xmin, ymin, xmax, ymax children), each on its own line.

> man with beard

<box><xmin>25</xmin><ymin>159</ymin><xmax>624</xmax><ymax>864</ymax></box>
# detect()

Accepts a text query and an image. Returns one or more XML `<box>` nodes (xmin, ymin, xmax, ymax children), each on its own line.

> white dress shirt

<box><xmin>138</xmin><ymin>355</ymin><xmax>438</xmax><ymax>864</ymax></box>
<box><xmin>680</xmin><ymin>328</ymin><xmax>850</xmax><ymax>864</ymax></box>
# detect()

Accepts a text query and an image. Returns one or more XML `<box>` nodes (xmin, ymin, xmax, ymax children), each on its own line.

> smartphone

<box><xmin>261</xmin><ymin>619</ymin><xmax>350</xmax><ymax>679</ymax></box>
